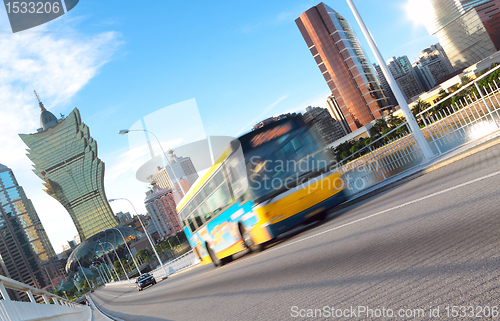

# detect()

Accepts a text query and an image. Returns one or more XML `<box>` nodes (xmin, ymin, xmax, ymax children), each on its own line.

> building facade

<box><xmin>144</xmin><ymin>184</ymin><xmax>182</xmax><ymax>239</ymax></box>
<box><xmin>425</xmin><ymin>0</ymin><xmax>500</xmax><ymax>70</ymax></box>
<box><xmin>0</xmin><ymin>164</ymin><xmax>64</xmax><ymax>298</ymax></box>
<box><xmin>148</xmin><ymin>151</ymin><xmax>199</xmax><ymax>202</ymax></box>
<box><xmin>303</xmin><ymin>106</ymin><xmax>347</xmax><ymax>144</ymax></box>
<box><xmin>19</xmin><ymin>100</ymin><xmax>118</xmax><ymax>241</ymax></box>
<box><xmin>387</xmin><ymin>56</ymin><xmax>426</xmax><ymax>101</ymax></box>
<box><xmin>296</xmin><ymin>3</ymin><xmax>391</xmax><ymax>131</ymax></box>
<box><xmin>373</xmin><ymin>64</ymin><xmax>398</xmax><ymax>107</ymax></box>
<box><xmin>414</xmin><ymin>43</ymin><xmax>454</xmax><ymax>89</ymax></box>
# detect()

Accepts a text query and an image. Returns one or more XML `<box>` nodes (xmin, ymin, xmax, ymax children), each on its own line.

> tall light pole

<box><xmin>76</xmin><ymin>259</ymin><xmax>92</xmax><ymax>291</ymax></box>
<box><xmin>346</xmin><ymin>0</ymin><xmax>434</xmax><ymax>160</ymax></box>
<box><xmin>93</xmin><ymin>262</ymin><xmax>107</xmax><ymax>284</ymax></box>
<box><xmin>118</xmin><ymin>129</ymin><xmax>187</xmax><ymax>196</ymax></box>
<box><xmin>98</xmin><ymin>242</ymin><xmax>120</xmax><ymax>281</ymax></box>
<box><xmin>106</xmin><ymin>228</ymin><xmax>141</xmax><ymax>275</ymax></box>
<box><xmin>109</xmin><ymin>198</ymin><xmax>168</xmax><ymax>278</ymax></box>
<box><xmin>96</xmin><ymin>259</ymin><xmax>112</xmax><ymax>283</ymax></box>
<box><xmin>101</xmin><ymin>241</ymin><xmax>130</xmax><ymax>283</ymax></box>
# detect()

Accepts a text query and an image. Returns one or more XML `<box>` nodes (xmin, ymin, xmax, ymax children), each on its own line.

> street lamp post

<box><xmin>93</xmin><ymin>263</ymin><xmax>107</xmax><ymax>284</ymax></box>
<box><xmin>109</xmin><ymin>198</ymin><xmax>169</xmax><ymax>279</ymax></box>
<box><xmin>99</xmin><ymin>263</ymin><xmax>112</xmax><ymax>284</ymax></box>
<box><xmin>97</xmin><ymin>260</ymin><xmax>112</xmax><ymax>283</ymax></box>
<box><xmin>106</xmin><ymin>228</ymin><xmax>141</xmax><ymax>275</ymax></box>
<box><xmin>101</xmin><ymin>241</ymin><xmax>131</xmax><ymax>284</ymax></box>
<box><xmin>346</xmin><ymin>0</ymin><xmax>434</xmax><ymax>160</ymax></box>
<box><xmin>76</xmin><ymin>259</ymin><xmax>92</xmax><ymax>291</ymax></box>
<box><xmin>118</xmin><ymin>129</ymin><xmax>188</xmax><ymax>196</ymax></box>
<box><xmin>98</xmin><ymin>243</ymin><xmax>120</xmax><ymax>281</ymax></box>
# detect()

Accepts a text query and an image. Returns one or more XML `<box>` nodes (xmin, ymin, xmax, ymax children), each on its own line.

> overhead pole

<box><xmin>346</xmin><ymin>0</ymin><xmax>434</xmax><ymax>160</ymax></box>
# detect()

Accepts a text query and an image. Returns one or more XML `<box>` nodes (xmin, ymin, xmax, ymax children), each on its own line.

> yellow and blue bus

<box><xmin>176</xmin><ymin>115</ymin><xmax>345</xmax><ymax>266</ymax></box>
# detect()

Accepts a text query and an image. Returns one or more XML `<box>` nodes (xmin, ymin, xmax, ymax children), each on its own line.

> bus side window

<box><xmin>188</xmin><ymin>217</ymin><xmax>196</xmax><ymax>233</ymax></box>
<box><xmin>194</xmin><ymin>208</ymin><xmax>204</xmax><ymax>228</ymax></box>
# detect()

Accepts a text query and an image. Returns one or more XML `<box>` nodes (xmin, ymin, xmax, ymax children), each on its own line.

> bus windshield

<box><xmin>244</xmin><ymin>127</ymin><xmax>332</xmax><ymax>204</ymax></box>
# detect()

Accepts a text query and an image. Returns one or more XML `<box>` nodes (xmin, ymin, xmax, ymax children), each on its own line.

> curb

<box><xmin>87</xmin><ymin>294</ymin><xmax>125</xmax><ymax>321</ymax></box>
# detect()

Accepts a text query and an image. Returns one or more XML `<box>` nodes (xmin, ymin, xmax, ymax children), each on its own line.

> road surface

<box><xmin>91</xmin><ymin>144</ymin><xmax>500</xmax><ymax>320</ymax></box>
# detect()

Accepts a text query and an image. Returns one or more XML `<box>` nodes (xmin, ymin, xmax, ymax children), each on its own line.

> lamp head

<box><xmin>118</xmin><ymin>130</ymin><xmax>129</xmax><ymax>135</ymax></box>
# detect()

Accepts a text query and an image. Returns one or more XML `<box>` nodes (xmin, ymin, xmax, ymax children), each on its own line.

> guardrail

<box><xmin>105</xmin><ymin>250</ymin><xmax>200</xmax><ymax>287</ymax></box>
<box><xmin>416</xmin><ymin>79</ymin><xmax>500</xmax><ymax>155</ymax></box>
<box><xmin>338</xmin><ymin>122</ymin><xmax>423</xmax><ymax>195</ymax></box>
<box><xmin>0</xmin><ymin>275</ymin><xmax>91</xmax><ymax>321</ymax></box>
<box><xmin>335</xmin><ymin>66</ymin><xmax>500</xmax><ymax>196</ymax></box>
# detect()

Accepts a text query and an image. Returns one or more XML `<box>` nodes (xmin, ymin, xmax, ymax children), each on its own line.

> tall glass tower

<box><xmin>424</xmin><ymin>0</ymin><xmax>500</xmax><ymax>70</ymax></box>
<box><xmin>295</xmin><ymin>3</ymin><xmax>391</xmax><ymax>131</ymax></box>
<box><xmin>0</xmin><ymin>164</ymin><xmax>64</xmax><ymax>298</ymax></box>
<box><xmin>19</xmin><ymin>99</ymin><xmax>118</xmax><ymax>241</ymax></box>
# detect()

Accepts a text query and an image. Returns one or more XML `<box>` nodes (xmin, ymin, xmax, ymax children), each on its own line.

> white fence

<box><xmin>0</xmin><ymin>275</ymin><xmax>90</xmax><ymax>321</ymax></box>
<box><xmin>336</xmin><ymin>65</ymin><xmax>500</xmax><ymax>196</ymax></box>
<box><xmin>417</xmin><ymin>78</ymin><xmax>500</xmax><ymax>155</ymax></box>
<box><xmin>106</xmin><ymin>250</ymin><xmax>200</xmax><ymax>287</ymax></box>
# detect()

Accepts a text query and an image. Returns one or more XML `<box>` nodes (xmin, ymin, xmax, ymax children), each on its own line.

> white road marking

<box><xmin>231</xmin><ymin>167</ymin><xmax>500</xmax><ymax>264</ymax></box>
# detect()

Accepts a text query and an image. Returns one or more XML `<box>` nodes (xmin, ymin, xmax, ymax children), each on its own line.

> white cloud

<box><xmin>0</xmin><ymin>19</ymin><xmax>121</xmax><ymax>252</ymax></box>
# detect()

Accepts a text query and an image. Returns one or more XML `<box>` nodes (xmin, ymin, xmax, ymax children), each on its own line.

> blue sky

<box><xmin>0</xmin><ymin>0</ymin><xmax>437</xmax><ymax>252</ymax></box>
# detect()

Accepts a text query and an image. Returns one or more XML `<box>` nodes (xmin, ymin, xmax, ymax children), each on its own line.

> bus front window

<box><xmin>246</xmin><ymin>129</ymin><xmax>331</xmax><ymax>203</ymax></box>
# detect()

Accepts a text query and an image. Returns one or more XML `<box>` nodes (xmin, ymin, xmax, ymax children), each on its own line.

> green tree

<box><xmin>461</xmin><ymin>75</ymin><xmax>471</xmax><ymax>86</ymax></box>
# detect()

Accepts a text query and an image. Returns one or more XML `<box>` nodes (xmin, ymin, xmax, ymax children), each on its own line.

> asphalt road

<box><xmin>91</xmin><ymin>143</ymin><xmax>500</xmax><ymax>320</ymax></box>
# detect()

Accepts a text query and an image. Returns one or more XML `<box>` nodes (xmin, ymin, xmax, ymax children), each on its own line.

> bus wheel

<box><xmin>316</xmin><ymin>210</ymin><xmax>328</xmax><ymax>221</ymax></box>
<box><xmin>239</xmin><ymin>225</ymin><xmax>263</xmax><ymax>252</ymax></box>
<box><xmin>206</xmin><ymin>244</ymin><xmax>221</xmax><ymax>267</ymax></box>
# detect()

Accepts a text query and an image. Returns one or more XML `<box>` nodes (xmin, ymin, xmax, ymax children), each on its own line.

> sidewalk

<box><xmin>87</xmin><ymin>294</ymin><xmax>123</xmax><ymax>321</ymax></box>
<box><xmin>338</xmin><ymin>128</ymin><xmax>500</xmax><ymax>210</ymax></box>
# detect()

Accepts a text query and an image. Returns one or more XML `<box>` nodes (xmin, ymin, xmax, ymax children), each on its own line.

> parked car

<box><xmin>136</xmin><ymin>273</ymin><xmax>156</xmax><ymax>291</ymax></box>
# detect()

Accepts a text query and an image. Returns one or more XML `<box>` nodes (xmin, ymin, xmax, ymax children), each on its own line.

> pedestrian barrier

<box><xmin>337</xmin><ymin>64</ymin><xmax>500</xmax><ymax>196</ymax></box>
<box><xmin>105</xmin><ymin>250</ymin><xmax>200</xmax><ymax>287</ymax></box>
<box><xmin>0</xmin><ymin>275</ymin><xmax>90</xmax><ymax>321</ymax></box>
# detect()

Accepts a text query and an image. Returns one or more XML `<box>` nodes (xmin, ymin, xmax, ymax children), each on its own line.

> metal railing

<box><xmin>106</xmin><ymin>249</ymin><xmax>200</xmax><ymax>287</ymax></box>
<box><xmin>416</xmin><ymin>80</ymin><xmax>500</xmax><ymax>155</ymax></box>
<box><xmin>337</xmin><ymin>123</ymin><xmax>423</xmax><ymax>195</ymax></box>
<box><xmin>0</xmin><ymin>275</ymin><xmax>90</xmax><ymax>321</ymax></box>
<box><xmin>335</xmin><ymin>66</ymin><xmax>500</xmax><ymax>196</ymax></box>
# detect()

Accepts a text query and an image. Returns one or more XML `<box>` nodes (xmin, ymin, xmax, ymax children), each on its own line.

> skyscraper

<box><xmin>424</xmin><ymin>0</ymin><xmax>500</xmax><ymax>70</ymax></box>
<box><xmin>303</xmin><ymin>106</ymin><xmax>346</xmax><ymax>144</ymax></box>
<box><xmin>296</xmin><ymin>2</ymin><xmax>391</xmax><ymax>132</ymax></box>
<box><xmin>413</xmin><ymin>43</ymin><xmax>454</xmax><ymax>89</ymax></box>
<box><xmin>373</xmin><ymin>64</ymin><xmax>398</xmax><ymax>107</ymax></box>
<box><xmin>385</xmin><ymin>56</ymin><xmax>426</xmax><ymax>101</ymax></box>
<box><xmin>19</xmin><ymin>98</ymin><xmax>118</xmax><ymax>241</ymax></box>
<box><xmin>0</xmin><ymin>164</ymin><xmax>64</xmax><ymax>299</ymax></box>
<box><xmin>144</xmin><ymin>183</ymin><xmax>182</xmax><ymax>239</ymax></box>
<box><xmin>147</xmin><ymin>151</ymin><xmax>199</xmax><ymax>202</ymax></box>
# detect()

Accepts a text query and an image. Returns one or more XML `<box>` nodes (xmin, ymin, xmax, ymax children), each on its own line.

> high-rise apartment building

<box><xmin>425</xmin><ymin>0</ymin><xmax>500</xmax><ymax>70</ymax></box>
<box><xmin>413</xmin><ymin>43</ymin><xmax>454</xmax><ymax>89</ymax></box>
<box><xmin>373</xmin><ymin>64</ymin><xmax>398</xmax><ymax>107</ymax></box>
<box><xmin>19</xmin><ymin>99</ymin><xmax>118</xmax><ymax>241</ymax></box>
<box><xmin>384</xmin><ymin>56</ymin><xmax>426</xmax><ymax>102</ymax></box>
<box><xmin>0</xmin><ymin>164</ymin><xmax>64</xmax><ymax>299</ymax></box>
<box><xmin>303</xmin><ymin>106</ymin><xmax>346</xmax><ymax>144</ymax></box>
<box><xmin>296</xmin><ymin>3</ymin><xmax>391</xmax><ymax>131</ymax></box>
<box><xmin>148</xmin><ymin>151</ymin><xmax>199</xmax><ymax>201</ymax></box>
<box><xmin>144</xmin><ymin>184</ymin><xmax>182</xmax><ymax>239</ymax></box>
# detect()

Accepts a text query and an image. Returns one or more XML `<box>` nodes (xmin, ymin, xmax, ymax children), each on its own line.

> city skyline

<box><xmin>0</xmin><ymin>0</ymin><xmax>439</xmax><ymax>251</ymax></box>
